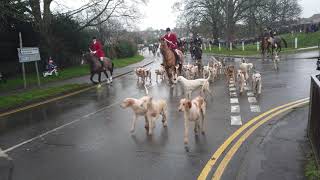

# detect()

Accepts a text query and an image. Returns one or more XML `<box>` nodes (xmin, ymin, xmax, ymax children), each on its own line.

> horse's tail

<box><xmin>281</xmin><ymin>37</ymin><xmax>287</xmax><ymax>48</ymax></box>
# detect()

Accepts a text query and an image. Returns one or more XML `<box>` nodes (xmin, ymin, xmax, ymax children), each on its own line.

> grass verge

<box><xmin>0</xmin><ymin>84</ymin><xmax>89</xmax><ymax>111</ymax></box>
<box><xmin>204</xmin><ymin>31</ymin><xmax>320</xmax><ymax>56</ymax></box>
<box><xmin>0</xmin><ymin>55</ymin><xmax>144</xmax><ymax>92</ymax></box>
<box><xmin>113</xmin><ymin>55</ymin><xmax>144</xmax><ymax>68</ymax></box>
<box><xmin>305</xmin><ymin>152</ymin><xmax>320</xmax><ymax>180</ymax></box>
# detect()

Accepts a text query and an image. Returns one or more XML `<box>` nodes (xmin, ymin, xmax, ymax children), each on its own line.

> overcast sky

<box><xmin>52</xmin><ymin>0</ymin><xmax>320</xmax><ymax>31</ymax></box>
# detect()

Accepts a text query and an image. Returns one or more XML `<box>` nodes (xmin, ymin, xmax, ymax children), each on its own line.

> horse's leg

<box><xmin>166</xmin><ymin>67</ymin><xmax>172</xmax><ymax>85</ymax></box>
<box><xmin>109</xmin><ymin>63</ymin><xmax>114</xmax><ymax>83</ymax></box>
<box><xmin>98</xmin><ymin>72</ymin><xmax>102</xmax><ymax>83</ymax></box>
<box><xmin>90</xmin><ymin>73</ymin><xmax>98</xmax><ymax>84</ymax></box>
<box><xmin>103</xmin><ymin>70</ymin><xmax>110</xmax><ymax>84</ymax></box>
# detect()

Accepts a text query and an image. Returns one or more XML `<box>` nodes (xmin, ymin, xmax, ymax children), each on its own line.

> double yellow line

<box><xmin>198</xmin><ymin>97</ymin><xmax>309</xmax><ymax>180</ymax></box>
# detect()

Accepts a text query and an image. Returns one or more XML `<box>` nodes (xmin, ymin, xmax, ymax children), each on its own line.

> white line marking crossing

<box><xmin>230</xmin><ymin>92</ymin><xmax>237</xmax><ymax>97</ymax></box>
<box><xmin>231</xmin><ymin>105</ymin><xmax>240</xmax><ymax>113</ymax></box>
<box><xmin>250</xmin><ymin>105</ymin><xmax>261</xmax><ymax>112</ymax></box>
<box><xmin>229</xmin><ymin>87</ymin><xmax>236</xmax><ymax>91</ymax></box>
<box><xmin>230</xmin><ymin>98</ymin><xmax>239</xmax><ymax>104</ymax></box>
<box><xmin>231</xmin><ymin>116</ymin><xmax>242</xmax><ymax>126</ymax></box>
<box><xmin>248</xmin><ymin>97</ymin><xmax>258</xmax><ymax>103</ymax></box>
<box><xmin>247</xmin><ymin>91</ymin><xmax>254</xmax><ymax>96</ymax></box>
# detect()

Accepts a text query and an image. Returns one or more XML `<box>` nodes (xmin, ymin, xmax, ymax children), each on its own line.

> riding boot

<box><xmin>100</xmin><ymin>60</ymin><xmax>105</xmax><ymax>70</ymax></box>
<box><xmin>172</xmin><ymin>49</ymin><xmax>180</xmax><ymax>65</ymax></box>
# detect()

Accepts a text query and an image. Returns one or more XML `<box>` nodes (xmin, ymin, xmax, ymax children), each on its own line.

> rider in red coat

<box><xmin>161</xmin><ymin>28</ymin><xmax>181</xmax><ymax>64</ymax></box>
<box><xmin>89</xmin><ymin>37</ymin><xmax>105</xmax><ymax>67</ymax></box>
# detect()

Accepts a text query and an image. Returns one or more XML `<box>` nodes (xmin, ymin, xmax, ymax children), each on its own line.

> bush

<box><xmin>47</xmin><ymin>14</ymin><xmax>92</xmax><ymax>68</ymax></box>
<box><xmin>115</xmin><ymin>40</ymin><xmax>138</xmax><ymax>58</ymax></box>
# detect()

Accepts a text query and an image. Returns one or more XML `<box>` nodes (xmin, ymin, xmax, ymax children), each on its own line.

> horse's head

<box><xmin>81</xmin><ymin>52</ymin><xmax>94</xmax><ymax>65</ymax></box>
<box><xmin>159</xmin><ymin>38</ymin><xmax>168</xmax><ymax>50</ymax></box>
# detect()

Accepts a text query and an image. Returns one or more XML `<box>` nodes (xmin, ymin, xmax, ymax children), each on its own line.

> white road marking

<box><xmin>230</xmin><ymin>81</ymin><xmax>235</xmax><ymax>84</ymax></box>
<box><xmin>247</xmin><ymin>91</ymin><xmax>254</xmax><ymax>96</ymax></box>
<box><xmin>230</xmin><ymin>92</ymin><xmax>237</xmax><ymax>97</ymax></box>
<box><xmin>248</xmin><ymin>97</ymin><xmax>257</xmax><ymax>103</ymax></box>
<box><xmin>229</xmin><ymin>84</ymin><xmax>235</xmax><ymax>87</ymax></box>
<box><xmin>231</xmin><ymin>105</ymin><xmax>240</xmax><ymax>113</ymax></box>
<box><xmin>244</xmin><ymin>86</ymin><xmax>251</xmax><ymax>91</ymax></box>
<box><xmin>3</xmin><ymin>101</ymin><xmax>121</xmax><ymax>153</ymax></box>
<box><xmin>250</xmin><ymin>105</ymin><xmax>261</xmax><ymax>112</ymax></box>
<box><xmin>230</xmin><ymin>98</ymin><xmax>239</xmax><ymax>104</ymax></box>
<box><xmin>229</xmin><ymin>87</ymin><xmax>236</xmax><ymax>91</ymax></box>
<box><xmin>231</xmin><ymin>116</ymin><xmax>242</xmax><ymax>126</ymax></box>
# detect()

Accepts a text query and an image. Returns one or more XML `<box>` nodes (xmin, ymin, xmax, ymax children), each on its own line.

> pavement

<box><xmin>0</xmin><ymin>50</ymin><xmax>318</xmax><ymax>180</ymax></box>
<box><xmin>223</xmin><ymin>106</ymin><xmax>310</xmax><ymax>180</ymax></box>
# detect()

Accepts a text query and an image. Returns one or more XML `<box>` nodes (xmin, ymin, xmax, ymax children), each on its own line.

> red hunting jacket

<box><xmin>89</xmin><ymin>40</ymin><xmax>105</xmax><ymax>58</ymax></box>
<box><xmin>161</xmin><ymin>33</ymin><xmax>178</xmax><ymax>49</ymax></box>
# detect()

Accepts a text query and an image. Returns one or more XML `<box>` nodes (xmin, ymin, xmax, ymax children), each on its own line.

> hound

<box><xmin>178</xmin><ymin>96</ymin><xmax>207</xmax><ymax>144</ymax></box>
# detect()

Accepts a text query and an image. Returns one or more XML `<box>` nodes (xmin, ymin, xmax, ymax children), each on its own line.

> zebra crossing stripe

<box><xmin>230</xmin><ymin>98</ymin><xmax>239</xmax><ymax>104</ymax></box>
<box><xmin>248</xmin><ymin>97</ymin><xmax>257</xmax><ymax>103</ymax></box>
<box><xmin>231</xmin><ymin>105</ymin><xmax>240</xmax><ymax>113</ymax></box>
<box><xmin>250</xmin><ymin>105</ymin><xmax>261</xmax><ymax>112</ymax></box>
<box><xmin>231</xmin><ymin>116</ymin><xmax>242</xmax><ymax>126</ymax></box>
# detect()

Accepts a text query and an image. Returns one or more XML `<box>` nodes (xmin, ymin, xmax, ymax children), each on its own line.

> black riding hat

<box><xmin>166</xmin><ymin>28</ymin><xmax>171</xmax><ymax>32</ymax></box>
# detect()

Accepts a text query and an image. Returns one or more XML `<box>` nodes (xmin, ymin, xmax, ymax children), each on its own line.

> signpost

<box><xmin>17</xmin><ymin>32</ymin><xmax>41</xmax><ymax>88</ymax></box>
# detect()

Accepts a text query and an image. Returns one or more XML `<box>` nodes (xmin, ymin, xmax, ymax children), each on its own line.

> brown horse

<box><xmin>81</xmin><ymin>53</ymin><xmax>114</xmax><ymax>84</ymax></box>
<box><xmin>261</xmin><ymin>37</ymin><xmax>270</xmax><ymax>60</ymax></box>
<box><xmin>159</xmin><ymin>39</ymin><xmax>183</xmax><ymax>85</ymax></box>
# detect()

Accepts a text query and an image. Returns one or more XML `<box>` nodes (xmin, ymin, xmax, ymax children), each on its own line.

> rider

<box><xmin>161</xmin><ymin>27</ymin><xmax>181</xmax><ymax>65</ymax></box>
<box><xmin>190</xmin><ymin>33</ymin><xmax>203</xmax><ymax>60</ymax></box>
<box><xmin>192</xmin><ymin>33</ymin><xmax>203</xmax><ymax>48</ymax></box>
<box><xmin>89</xmin><ymin>37</ymin><xmax>105</xmax><ymax>68</ymax></box>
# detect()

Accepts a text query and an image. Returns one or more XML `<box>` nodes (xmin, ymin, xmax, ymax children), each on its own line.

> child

<box><xmin>47</xmin><ymin>57</ymin><xmax>56</xmax><ymax>71</ymax></box>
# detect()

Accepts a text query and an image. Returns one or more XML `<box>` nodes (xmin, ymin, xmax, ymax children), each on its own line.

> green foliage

<box><xmin>281</xmin><ymin>31</ymin><xmax>320</xmax><ymax>48</ymax></box>
<box><xmin>305</xmin><ymin>153</ymin><xmax>320</xmax><ymax>180</ymax></box>
<box><xmin>44</xmin><ymin>14</ymin><xmax>92</xmax><ymax>67</ymax></box>
<box><xmin>113</xmin><ymin>55</ymin><xmax>144</xmax><ymax>68</ymax></box>
<box><xmin>115</xmin><ymin>40</ymin><xmax>138</xmax><ymax>58</ymax></box>
<box><xmin>203</xmin><ymin>31</ymin><xmax>320</xmax><ymax>56</ymax></box>
<box><xmin>0</xmin><ymin>84</ymin><xmax>88</xmax><ymax>110</ymax></box>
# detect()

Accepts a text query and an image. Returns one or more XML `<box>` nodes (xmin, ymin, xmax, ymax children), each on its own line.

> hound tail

<box><xmin>201</xmin><ymin>70</ymin><xmax>211</xmax><ymax>95</ymax></box>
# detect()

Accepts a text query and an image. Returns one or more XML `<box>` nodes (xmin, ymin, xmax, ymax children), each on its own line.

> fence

<box><xmin>308</xmin><ymin>74</ymin><xmax>320</xmax><ymax>167</ymax></box>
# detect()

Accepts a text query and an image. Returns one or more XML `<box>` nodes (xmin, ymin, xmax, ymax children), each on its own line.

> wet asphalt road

<box><xmin>0</xmin><ymin>51</ymin><xmax>319</xmax><ymax>180</ymax></box>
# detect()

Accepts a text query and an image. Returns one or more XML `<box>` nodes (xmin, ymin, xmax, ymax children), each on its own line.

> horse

<box><xmin>261</xmin><ymin>36</ymin><xmax>287</xmax><ymax>59</ymax></box>
<box><xmin>159</xmin><ymin>39</ymin><xmax>184</xmax><ymax>85</ymax></box>
<box><xmin>81</xmin><ymin>53</ymin><xmax>114</xmax><ymax>84</ymax></box>
<box><xmin>270</xmin><ymin>36</ymin><xmax>287</xmax><ymax>55</ymax></box>
<box><xmin>260</xmin><ymin>37</ymin><xmax>270</xmax><ymax>60</ymax></box>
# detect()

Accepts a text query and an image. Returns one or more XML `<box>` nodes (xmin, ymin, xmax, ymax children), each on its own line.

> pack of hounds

<box><xmin>121</xmin><ymin>57</ymin><xmax>262</xmax><ymax>145</ymax></box>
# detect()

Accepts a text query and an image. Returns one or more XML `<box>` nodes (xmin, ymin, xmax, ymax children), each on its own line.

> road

<box><xmin>0</xmin><ymin>51</ymin><xmax>318</xmax><ymax>180</ymax></box>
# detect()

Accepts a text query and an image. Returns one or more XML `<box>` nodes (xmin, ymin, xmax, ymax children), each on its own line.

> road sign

<box><xmin>17</xmin><ymin>47</ymin><xmax>41</xmax><ymax>63</ymax></box>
